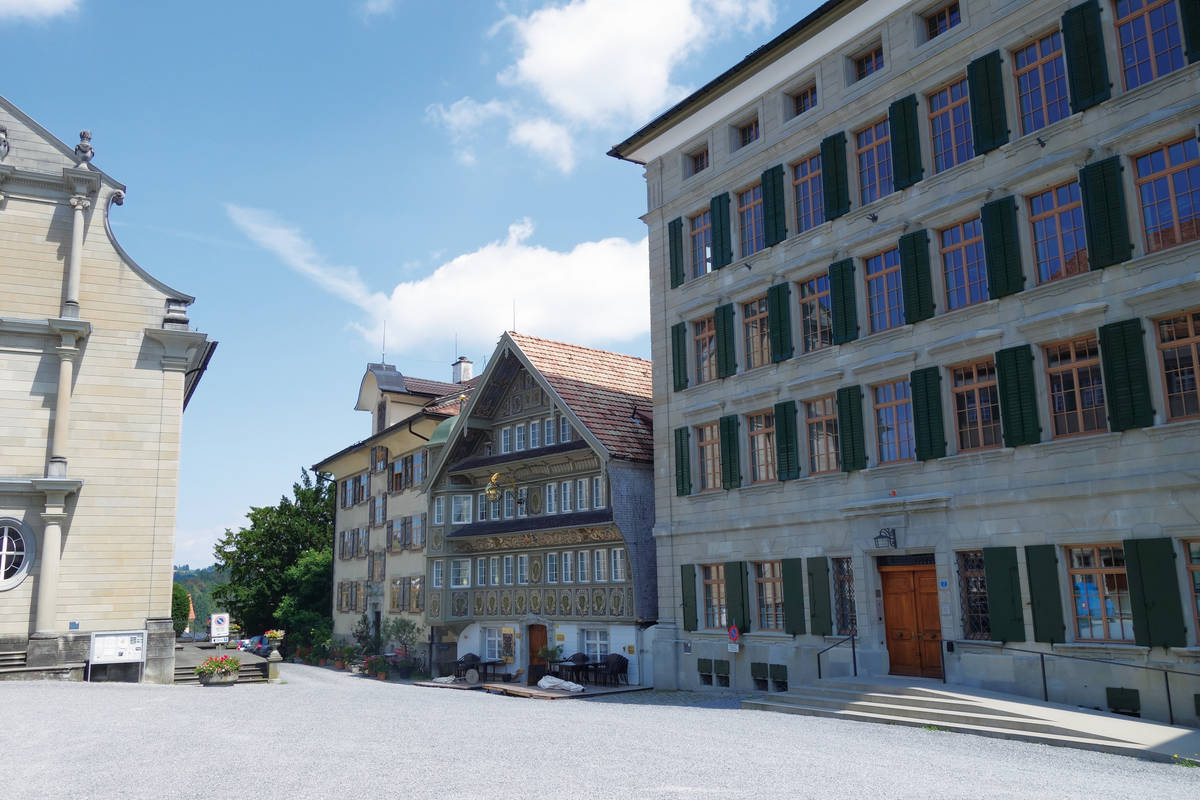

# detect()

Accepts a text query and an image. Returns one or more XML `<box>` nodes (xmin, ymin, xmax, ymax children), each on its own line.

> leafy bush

<box><xmin>171</xmin><ymin>583</ymin><xmax>190</xmax><ymax>635</ymax></box>
<box><xmin>364</xmin><ymin>655</ymin><xmax>390</xmax><ymax>675</ymax></box>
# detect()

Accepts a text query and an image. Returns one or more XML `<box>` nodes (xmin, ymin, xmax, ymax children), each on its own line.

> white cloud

<box><xmin>428</xmin><ymin>0</ymin><xmax>776</xmax><ymax>171</ymax></box>
<box><xmin>0</xmin><ymin>0</ymin><xmax>78</xmax><ymax>20</ymax></box>
<box><xmin>225</xmin><ymin>204</ymin><xmax>389</xmax><ymax>318</ymax></box>
<box><xmin>499</xmin><ymin>0</ymin><xmax>776</xmax><ymax>126</ymax></box>
<box><xmin>359</xmin><ymin>0</ymin><xmax>396</xmax><ymax>18</ymax></box>
<box><xmin>228</xmin><ymin>206</ymin><xmax>649</xmax><ymax>354</ymax></box>
<box><xmin>508</xmin><ymin>118</ymin><xmax>575</xmax><ymax>173</ymax></box>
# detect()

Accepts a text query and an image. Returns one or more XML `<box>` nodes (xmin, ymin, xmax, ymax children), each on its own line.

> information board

<box><xmin>89</xmin><ymin>630</ymin><xmax>147</xmax><ymax>665</ymax></box>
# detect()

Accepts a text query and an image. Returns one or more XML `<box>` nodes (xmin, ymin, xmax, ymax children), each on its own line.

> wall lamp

<box><xmin>874</xmin><ymin>527</ymin><xmax>897</xmax><ymax>549</ymax></box>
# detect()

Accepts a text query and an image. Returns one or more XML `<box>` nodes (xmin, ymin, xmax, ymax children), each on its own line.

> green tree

<box><xmin>273</xmin><ymin>547</ymin><xmax>334</xmax><ymax>648</ymax></box>
<box><xmin>171</xmin><ymin>582</ymin><xmax>190</xmax><ymax>635</ymax></box>
<box><xmin>213</xmin><ymin>469</ymin><xmax>334</xmax><ymax>635</ymax></box>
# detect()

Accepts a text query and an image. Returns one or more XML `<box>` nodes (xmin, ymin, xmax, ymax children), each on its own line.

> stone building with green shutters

<box><xmin>611</xmin><ymin>0</ymin><xmax>1200</xmax><ymax>723</ymax></box>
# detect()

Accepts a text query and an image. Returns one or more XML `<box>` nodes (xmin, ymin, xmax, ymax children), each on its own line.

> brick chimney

<box><xmin>452</xmin><ymin>356</ymin><xmax>473</xmax><ymax>383</ymax></box>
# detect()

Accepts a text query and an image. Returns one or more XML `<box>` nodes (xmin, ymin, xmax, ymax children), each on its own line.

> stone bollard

<box><xmin>268</xmin><ymin>640</ymin><xmax>283</xmax><ymax>682</ymax></box>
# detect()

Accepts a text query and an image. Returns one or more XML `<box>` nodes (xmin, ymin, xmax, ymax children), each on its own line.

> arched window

<box><xmin>0</xmin><ymin>520</ymin><xmax>35</xmax><ymax>591</ymax></box>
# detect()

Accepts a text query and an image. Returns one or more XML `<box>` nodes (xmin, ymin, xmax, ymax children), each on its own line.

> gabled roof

<box><xmin>508</xmin><ymin>333</ymin><xmax>653</xmax><ymax>463</ymax></box>
<box><xmin>356</xmin><ymin>363</ymin><xmax>477</xmax><ymax>411</ymax></box>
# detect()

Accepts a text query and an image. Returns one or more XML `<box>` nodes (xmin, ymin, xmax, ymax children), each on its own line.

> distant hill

<box><xmin>173</xmin><ymin>564</ymin><xmax>228</xmax><ymax>633</ymax></box>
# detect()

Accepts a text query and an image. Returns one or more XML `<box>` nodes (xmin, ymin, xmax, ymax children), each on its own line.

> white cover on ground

<box><xmin>432</xmin><ymin>675</ymin><xmax>457</xmax><ymax>684</ymax></box>
<box><xmin>537</xmin><ymin>675</ymin><xmax>584</xmax><ymax>692</ymax></box>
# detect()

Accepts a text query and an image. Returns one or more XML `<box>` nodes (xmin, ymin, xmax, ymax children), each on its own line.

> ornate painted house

<box><xmin>314</xmin><ymin>360</ymin><xmax>475</xmax><ymax>659</ymax></box>
<box><xmin>423</xmin><ymin>333</ymin><xmax>656</xmax><ymax>684</ymax></box>
<box><xmin>0</xmin><ymin>95</ymin><xmax>214</xmax><ymax>682</ymax></box>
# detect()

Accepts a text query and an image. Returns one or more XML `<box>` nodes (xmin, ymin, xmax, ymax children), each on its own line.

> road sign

<box><xmin>211</xmin><ymin>613</ymin><xmax>229</xmax><ymax>639</ymax></box>
<box><xmin>728</xmin><ymin>624</ymin><xmax>740</xmax><ymax>642</ymax></box>
<box><xmin>210</xmin><ymin>636</ymin><xmax>229</xmax><ymax>644</ymax></box>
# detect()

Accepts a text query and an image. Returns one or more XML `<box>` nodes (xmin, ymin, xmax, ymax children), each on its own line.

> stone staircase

<box><xmin>742</xmin><ymin>679</ymin><xmax>1168</xmax><ymax>761</ymax></box>
<box><xmin>0</xmin><ymin>649</ymin><xmax>26</xmax><ymax>669</ymax></box>
<box><xmin>173</xmin><ymin>660</ymin><xmax>269</xmax><ymax>686</ymax></box>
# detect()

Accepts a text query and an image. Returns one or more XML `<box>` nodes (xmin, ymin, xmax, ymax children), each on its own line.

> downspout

<box><xmin>408</xmin><ymin>419</ymin><xmax>430</xmax><ymax>441</ymax></box>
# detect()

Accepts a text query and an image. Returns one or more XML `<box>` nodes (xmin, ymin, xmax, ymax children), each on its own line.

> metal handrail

<box><xmin>946</xmin><ymin>640</ymin><xmax>1200</xmax><ymax>725</ymax></box>
<box><xmin>816</xmin><ymin>633</ymin><xmax>857</xmax><ymax>680</ymax></box>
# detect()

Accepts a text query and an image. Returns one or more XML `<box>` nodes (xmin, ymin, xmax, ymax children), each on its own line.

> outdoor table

<box><xmin>474</xmin><ymin>659</ymin><xmax>504</xmax><ymax>682</ymax></box>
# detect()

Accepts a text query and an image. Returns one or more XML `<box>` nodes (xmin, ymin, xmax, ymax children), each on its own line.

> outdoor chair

<box><xmin>564</xmin><ymin>652</ymin><xmax>589</xmax><ymax>684</ymax></box>
<box><xmin>600</xmin><ymin>653</ymin><xmax>628</xmax><ymax>686</ymax></box>
<box><xmin>455</xmin><ymin>652</ymin><xmax>481</xmax><ymax>680</ymax></box>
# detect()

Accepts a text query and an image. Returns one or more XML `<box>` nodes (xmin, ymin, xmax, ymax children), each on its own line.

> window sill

<box><xmin>1050</xmin><ymin>641</ymin><xmax>1150</xmax><ymax>658</ymax></box>
<box><xmin>1028</xmin><ymin>430</ymin><xmax>1121</xmax><ymax>455</ymax></box>
<box><xmin>1144</xmin><ymin>418</ymin><xmax>1200</xmax><ymax>440</ymax></box>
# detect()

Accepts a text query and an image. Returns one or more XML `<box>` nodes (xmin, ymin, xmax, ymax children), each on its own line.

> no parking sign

<box><xmin>211</xmin><ymin>613</ymin><xmax>229</xmax><ymax>644</ymax></box>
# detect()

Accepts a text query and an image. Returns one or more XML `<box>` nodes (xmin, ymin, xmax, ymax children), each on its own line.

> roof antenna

<box><xmin>512</xmin><ymin>299</ymin><xmax>516</xmax><ymax>333</ymax></box>
<box><xmin>381</xmin><ymin>320</ymin><xmax>387</xmax><ymax>363</ymax></box>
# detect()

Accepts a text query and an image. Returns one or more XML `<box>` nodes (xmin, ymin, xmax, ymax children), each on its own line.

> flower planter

<box><xmin>333</xmin><ymin>660</ymin><xmax>345</xmax><ymax>670</ymax></box>
<box><xmin>317</xmin><ymin>658</ymin><xmax>327</xmax><ymax>667</ymax></box>
<box><xmin>199</xmin><ymin>671</ymin><xmax>238</xmax><ymax>686</ymax></box>
<box><xmin>376</xmin><ymin>672</ymin><xmax>387</xmax><ymax>681</ymax></box>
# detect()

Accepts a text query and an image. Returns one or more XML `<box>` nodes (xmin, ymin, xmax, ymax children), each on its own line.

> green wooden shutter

<box><xmin>829</xmin><ymin>259</ymin><xmax>859</xmax><ymax>344</ymax></box>
<box><xmin>820</xmin><ymin>132</ymin><xmax>850</xmax><ymax>220</ymax></box>
<box><xmin>981</xmin><ymin>196</ymin><xmax>1025</xmax><ymax>299</ymax></box>
<box><xmin>781</xmin><ymin>558</ymin><xmax>806</xmax><ymax>635</ymax></box>
<box><xmin>910</xmin><ymin>366</ymin><xmax>946</xmax><ymax>461</ymax></box>
<box><xmin>983</xmin><ymin>546</ymin><xmax>1025</xmax><ymax>642</ymax></box>
<box><xmin>674</xmin><ymin>427</ymin><xmax>691</xmax><ymax>496</ymax></box>
<box><xmin>836</xmin><ymin>385</ymin><xmax>867</xmax><ymax>472</ymax></box>
<box><xmin>711</xmin><ymin>193</ymin><xmax>733</xmax><ymax>269</ymax></box>
<box><xmin>1099</xmin><ymin>319</ymin><xmax>1154</xmax><ymax>431</ymax></box>
<box><xmin>725</xmin><ymin>561</ymin><xmax>750</xmax><ymax>631</ymax></box>
<box><xmin>767</xmin><ymin>282</ymin><xmax>794</xmax><ymax>362</ymax></box>
<box><xmin>719</xmin><ymin>414</ymin><xmax>741</xmax><ymax>490</ymax></box>
<box><xmin>1062</xmin><ymin>1</ymin><xmax>1111</xmax><ymax>113</ymax></box>
<box><xmin>714</xmin><ymin>303</ymin><xmax>736</xmax><ymax>378</ymax></box>
<box><xmin>1182</xmin><ymin>0</ymin><xmax>1200</xmax><ymax>63</ymax></box>
<box><xmin>1124</xmin><ymin>538</ymin><xmax>1187</xmax><ymax>648</ymax></box>
<box><xmin>995</xmin><ymin>345</ymin><xmax>1041</xmax><ymax>447</ymax></box>
<box><xmin>680</xmin><ymin>564</ymin><xmax>698</xmax><ymax>632</ymax></box>
<box><xmin>1025</xmin><ymin>545</ymin><xmax>1066</xmax><ymax>643</ymax></box>
<box><xmin>774</xmin><ymin>400</ymin><xmax>800</xmax><ymax>481</ymax></box>
<box><xmin>967</xmin><ymin>51</ymin><xmax>1009</xmax><ymax>154</ymax></box>
<box><xmin>670</xmin><ymin>322</ymin><xmax>689</xmax><ymax>392</ymax></box>
<box><xmin>889</xmin><ymin>95</ymin><xmax>923</xmax><ymax>190</ymax></box>
<box><xmin>1079</xmin><ymin>157</ymin><xmax>1133</xmax><ymax>269</ymax></box>
<box><xmin>807</xmin><ymin>557</ymin><xmax>833</xmax><ymax>637</ymax></box>
<box><xmin>668</xmin><ymin>217</ymin><xmax>685</xmax><ymax>289</ymax></box>
<box><xmin>761</xmin><ymin>164</ymin><xmax>788</xmax><ymax>247</ymax></box>
<box><xmin>898</xmin><ymin>229</ymin><xmax>934</xmax><ymax>323</ymax></box>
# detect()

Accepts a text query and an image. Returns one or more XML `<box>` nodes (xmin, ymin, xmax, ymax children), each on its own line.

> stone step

<box><xmin>0</xmin><ymin>651</ymin><xmax>26</xmax><ymax>667</ymax></box>
<box><xmin>773</xmin><ymin>686</ymin><xmax>1030</xmax><ymax>717</ymax></box>
<box><xmin>740</xmin><ymin>699</ymin><xmax>1158</xmax><ymax>761</ymax></box>
<box><xmin>757</xmin><ymin>691</ymin><xmax>1124</xmax><ymax>740</ymax></box>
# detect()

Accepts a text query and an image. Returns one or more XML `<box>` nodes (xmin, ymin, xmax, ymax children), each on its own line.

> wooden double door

<box><xmin>880</xmin><ymin>565</ymin><xmax>943</xmax><ymax>678</ymax></box>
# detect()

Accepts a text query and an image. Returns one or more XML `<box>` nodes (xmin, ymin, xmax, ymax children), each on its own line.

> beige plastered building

<box><xmin>611</xmin><ymin>0</ymin><xmax>1200</xmax><ymax>724</ymax></box>
<box><xmin>0</xmin><ymin>96</ymin><xmax>214</xmax><ymax>682</ymax></box>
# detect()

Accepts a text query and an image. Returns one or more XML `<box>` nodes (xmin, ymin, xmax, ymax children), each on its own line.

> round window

<box><xmin>0</xmin><ymin>520</ymin><xmax>34</xmax><ymax>591</ymax></box>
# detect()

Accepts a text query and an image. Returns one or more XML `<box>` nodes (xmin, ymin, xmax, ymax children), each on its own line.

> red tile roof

<box><xmin>508</xmin><ymin>333</ymin><xmax>653</xmax><ymax>462</ymax></box>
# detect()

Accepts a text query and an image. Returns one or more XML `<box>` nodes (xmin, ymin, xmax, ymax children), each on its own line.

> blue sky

<box><xmin>2</xmin><ymin>0</ymin><xmax>818</xmax><ymax>567</ymax></box>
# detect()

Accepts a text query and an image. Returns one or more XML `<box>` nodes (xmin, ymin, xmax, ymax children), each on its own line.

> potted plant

<box><xmin>195</xmin><ymin>654</ymin><xmax>241</xmax><ymax>686</ymax></box>
<box><xmin>382</xmin><ymin>617</ymin><xmax>422</xmax><ymax>679</ymax></box>
<box><xmin>340</xmin><ymin>644</ymin><xmax>357</xmax><ymax>670</ymax></box>
<box><xmin>364</xmin><ymin>654</ymin><xmax>390</xmax><ymax>680</ymax></box>
<box><xmin>313</xmin><ymin>640</ymin><xmax>329</xmax><ymax>667</ymax></box>
<box><xmin>534</xmin><ymin>643</ymin><xmax>563</xmax><ymax>684</ymax></box>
